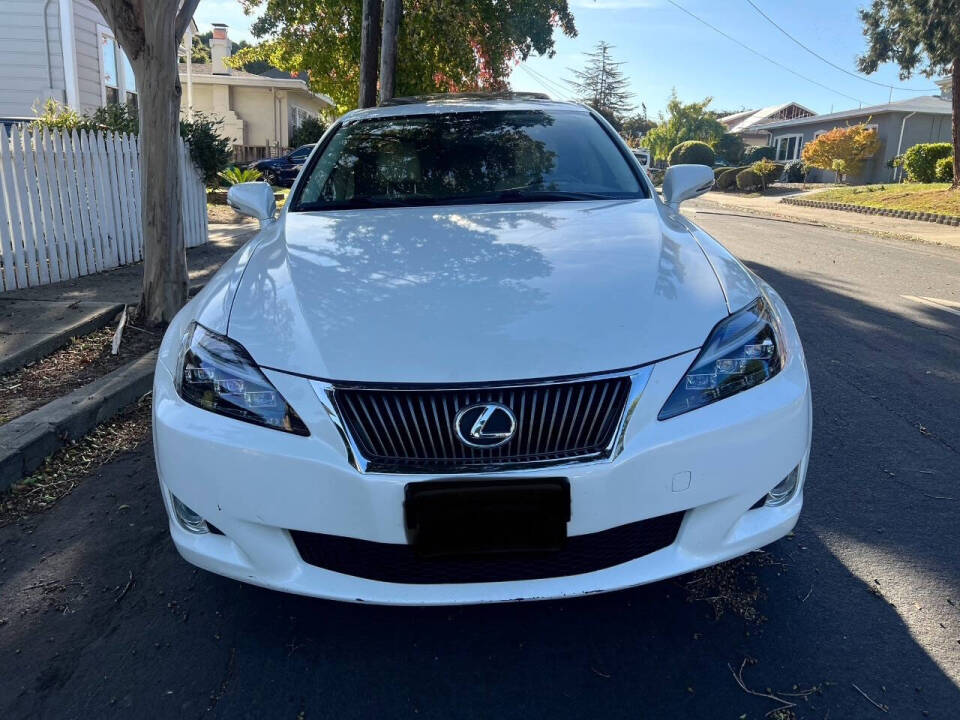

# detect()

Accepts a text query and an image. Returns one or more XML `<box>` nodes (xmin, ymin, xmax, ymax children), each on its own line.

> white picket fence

<box><xmin>0</xmin><ymin>125</ymin><xmax>208</xmax><ymax>292</ymax></box>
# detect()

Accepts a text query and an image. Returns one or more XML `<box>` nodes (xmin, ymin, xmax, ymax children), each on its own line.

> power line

<box><xmin>744</xmin><ymin>0</ymin><xmax>938</xmax><ymax>93</ymax></box>
<box><xmin>517</xmin><ymin>64</ymin><xmax>575</xmax><ymax>100</ymax></box>
<box><xmin>665</xmin><ymin>0</ymin><xmax>867</xmax><ymax>106</ymax></box>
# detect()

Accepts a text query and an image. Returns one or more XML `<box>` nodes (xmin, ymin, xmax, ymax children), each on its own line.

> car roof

<box><xmin>341</xmin><ymin>93</ymin><xmax>591</xmax><ymax>122</ymax></box>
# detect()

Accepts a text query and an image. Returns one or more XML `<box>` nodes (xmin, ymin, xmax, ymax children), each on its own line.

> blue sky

<box><xmin>193</xmin><ymin>0</ymin><xmax>945</xmax><ymax>118</ymax></box>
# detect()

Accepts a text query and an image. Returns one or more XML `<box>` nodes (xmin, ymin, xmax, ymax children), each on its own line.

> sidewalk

<box><xmin>688</xmin><ymin>190</ymin><xmax>960</xmax><ymax>249</ymax></box>
<box><xmin>0</xmin><ymin>221</ymin><xmax>256</xmax><ymax>373</ymax></box>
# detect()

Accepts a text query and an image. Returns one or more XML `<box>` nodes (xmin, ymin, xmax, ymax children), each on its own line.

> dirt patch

<box><xmin>683</xmin><ymin>549</ymin><xmax>777</xmax><ymax>622</ymax></box>
<box><xmin>0</xmin><ymin>317</ymin><xmax>159</xmax><ymax>425</ymax></box>
<box><xmin>0</xmin><ymin>396</ymin><xmax>152</xmax><ymax>526</ymax></box>
<box><xmin>208</xmin><ymin>203</ymin><xmax>245</xmax><ymax>224</ymax></box>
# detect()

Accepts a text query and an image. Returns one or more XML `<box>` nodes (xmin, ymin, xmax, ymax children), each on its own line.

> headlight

<box><xmin>658</xmin><ymin>295</ymin><xmax>784</xmax><ymax>420</ymax></box>
<box><xmin>176</xmin><ymin>323</ymin><xmax>309</xmax><ymax>436</ymax></box>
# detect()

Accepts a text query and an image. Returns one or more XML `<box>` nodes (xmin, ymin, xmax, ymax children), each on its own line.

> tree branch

<box><xmin>175</xmin><ymin>0</ymin><xmax>201</xmax><ymax>43</ymax></box>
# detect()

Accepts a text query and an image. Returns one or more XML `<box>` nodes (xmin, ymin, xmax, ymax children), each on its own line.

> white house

<box><xmin>0</xmin><ymin>0</ymin><xmax>141</xmax><ymax>118</ymax></box>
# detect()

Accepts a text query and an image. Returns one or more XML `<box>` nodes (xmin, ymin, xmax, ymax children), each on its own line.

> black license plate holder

<box><xmin>404</xmin><ymin>479</ymin><xmax>570</xmax><ymax>558</ymax></box>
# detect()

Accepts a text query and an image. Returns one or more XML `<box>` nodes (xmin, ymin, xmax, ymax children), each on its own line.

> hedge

<box><xmin>736</xmin><ymin>168</ymin><xmax>762</xmax><ymax>191</ymax></box>
<box><xmin>717</xmin><ymin>167</ymin><xmax>744</xmax><ymax>190</ymax></box>
<box><xmin>902</xmin><ymin>142</ymin><xmax>953</xmax><ymax>183</ymax></box>
<box><xmin>668</xmin><ymin>140</ymin><xmax>716</xmax><ymax>166</ymax></box>
<box><xmin>934</xmin><ymin>156</ymin><xmax>955</xmax><ymax>182</ymax></box>
<box><xmin>744</xmin><ymin>146</ymin><xmax>776</xmax><ymax>163</ymax></box>
<box><xmin>784</xmin><ymin>160</ymin><xmax>806</xmax><ymax>183</ymax></box>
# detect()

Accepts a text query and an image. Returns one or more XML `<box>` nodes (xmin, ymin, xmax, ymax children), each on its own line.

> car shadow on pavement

<box><xmin>1</xmin><ymin>261</ymin><xmax>959</xmax><ymax>719</ymax></box>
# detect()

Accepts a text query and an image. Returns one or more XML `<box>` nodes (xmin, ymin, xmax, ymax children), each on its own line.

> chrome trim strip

<box><xmin>310</xmin><ymin>366</ymin><xmax>653</xmax><ymax>475</ymax></box>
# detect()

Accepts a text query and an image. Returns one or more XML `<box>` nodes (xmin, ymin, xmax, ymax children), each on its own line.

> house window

<box><xmin>99</xmin><ymin>25</ymin><xmax>137</xmax><ymax>107</ymax></box>
<box><xmin>291</xmin><ymin>106</ymin><xmax>315</xmax><ymax>129</ymax></box>
<box><xmin>773</xmin><ymin>134</ymin><xmax>804</xmax><ymax>161</ymax></box>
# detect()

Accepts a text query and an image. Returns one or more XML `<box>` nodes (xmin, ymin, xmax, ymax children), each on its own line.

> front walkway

<box><xmin>689</xmin><ymin>190</ymin><xmax>960</xmax><ymax>249</ymax></box>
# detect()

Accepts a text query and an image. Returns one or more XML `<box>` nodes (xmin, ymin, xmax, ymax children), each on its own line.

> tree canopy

<box><xmin>643</xmin><ymin>91</ymin><xmax>725</xmax><ymax>162</ymax></box>
<box><xmin>857</xmin><ymin>0</ymin><xmax>959</xmax><ymax>188</ymax></box>
<box><xmin>567</xmin><ymin>41</ymin><xmax>633</xmax><ymax>124</ymax></box>
<box><xmin>801</xmin><ymin>124</ymin><xmax>882</xmax><ymax>181</ymax></box>
<box><xmin>233</xmin><ymin>0</ymin><xmax>577</xmax><ymax>113</ymax></box>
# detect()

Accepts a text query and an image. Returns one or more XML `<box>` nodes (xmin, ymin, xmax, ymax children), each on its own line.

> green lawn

<box><xmin>804</xmin><ymin>183</ymin><xmax>960</xmax><ymax>218</ymax></box>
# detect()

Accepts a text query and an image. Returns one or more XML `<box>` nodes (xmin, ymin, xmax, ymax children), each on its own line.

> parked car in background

<box><xmin>248</xmin><ymin>144</ymin><xmax>316</xmax><ymax>187</ymax></box>
<box><xmin>155</xmin><ymin>95</ymin><xmax>811</xmax><ymax>605</ymax></box>
<box><xmin>632</xmin><ymin>148</ymin><xmax>651</xmax><ymax>167</ymax></box>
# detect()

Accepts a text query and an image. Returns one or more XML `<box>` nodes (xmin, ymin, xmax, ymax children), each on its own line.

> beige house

<box><xmin>180</xmin><ymin>24</ymin><xmax>333</xmax><ymax>161</ymax></box>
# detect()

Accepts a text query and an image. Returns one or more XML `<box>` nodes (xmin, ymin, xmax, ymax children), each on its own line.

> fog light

<box><xmin>171</xmin><ymin>494</ymin><xmax>209</xmax><ymax>533</ymax></box>
<box><xmin>765</xmin><ymin>465</ymin><xmax>801</xmax><ymax>506</ymax></box>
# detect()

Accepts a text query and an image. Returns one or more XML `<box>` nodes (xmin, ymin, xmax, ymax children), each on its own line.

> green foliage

<box><xmin>713</xmin><ymin>166</ymin><xmax>729</xmax><ymax>179</ymax></box>
<box><xmin>736</xmin><ymin>168</ymin><xmax>762</xmax><ymax>192</ymax></box>
<box><xmin>831</xmin><ymin>159</ymin><xmax>848</xmax><ymax>182</ymax></box>
<box><xmin>218</xmin><ymin>166</ymin><xmax>264</xmax><ymax>186</ymax></box>
<box><xmin>668</xmin><ymin>140</ymin><xmax>715</xmax><ymax>166</ymax></box>
<box><xmin>569</xmin><ymin>41</ymin><xmax>634</xmax><ymax>120</ymax></box>
<box><xmin>784</xmin><ymin>160</ymin><xmax>806</xmax><ymax>182</ymax></box>
<box><xmin>716</xmin><ymin>167</ymin><xmax>743</xmax><ymax>190</ymax></box>
<box><xmin>647</xmin><ymin>168</ymin><xmax>665</xmax><ymax>187</ymax></box>
<box><xmin>744</xmin><ymin>145</ymin><xmax>776</xmax><ymax>163</ymax></box>
<box><xmin>290</xmin><ymin>116</ymin><xmax>328</xmax><ymax>147</ymax></box>
<box><xmin>902</xmin><ymin>142</ymin><xmax>953</xmax><ymax>183</ymax></box>
<box><xmin>935</xmin><ymin>156</ymin><xmax>955</xmax><ymax>182</ymax></box>
<box><xmin>643</xmin><ymin>91</ymin><xmax>725</xmax><ymax>163</ymax></box>
<box><xmin>32</xmin><ymin>101</ymin><xmax>231</xmax><ymax>187</ymax></box>
<box><xmin>620</xmin><ymin>107</ymin><xmax>655</xmax><ymax>145</ymax></box>
<box><xmin>180</xmin><ymin>113</ymin><xmax>234</xmax><ymax>187</ymax></box>
<box><xmin>179</xmin><ymin>34</ymin><xmax>211</xmax><ymax>64</ymax></box>
<box><xmin>234</xmin><ymin>0</ymin><xmax>577</xmax><ymax>113</ymax></box>
<box><xmin>752</xmin><ymin>158</ymin><xmax>782</xmax><ymax>188</ymax></box>
<box><xmin>714</xmin><ymin>133</ymin><xmax>745</xmax><ymax>165</ymax></box>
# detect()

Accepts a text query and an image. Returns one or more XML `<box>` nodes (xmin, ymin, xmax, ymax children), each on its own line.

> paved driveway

<box><xmin>2</xmin><ymin>209</ymin><xmax>958</xmax><ymax>719</ymax></box>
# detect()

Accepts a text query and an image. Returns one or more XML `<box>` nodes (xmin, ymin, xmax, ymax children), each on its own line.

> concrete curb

<box><xmin>780</xmin><ymin>197</ymin><xmax>960</xmax><ymax>226</ymax></box>
<box><xmin>0</xmin><ymin>302</ymin><xmax>125</xmax><ymax>376</ymax></box>
<box><xmin>0</xmin><ymin>350</ymin><xmax>157</xmax><ymax>492</ymax></box>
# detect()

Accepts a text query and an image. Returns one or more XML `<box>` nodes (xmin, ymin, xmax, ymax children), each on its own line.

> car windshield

<box><xmin>292</xmin><ymin>109</ymin><xmax>646</xmax><ymax>211</ymax></box>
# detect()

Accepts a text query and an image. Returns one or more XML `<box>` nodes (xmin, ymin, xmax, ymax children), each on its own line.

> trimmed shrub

<box><xmin>934</xmin><ymin>156</ymin><xmax>955</xmax><ymax>182</ymax></box>
<box><xmin>668</xmin><ymin>140</ymin><xmax>715</xmax><ymax>166</ymax></box>
<box><xmin>902</xmin><ymin>142</ymin><xmax>953</xmax><ymax>183</ymax></box>
<box><xmin>290</xmin><ymin>116</ymin><xmax>327</xmax><ymax>147</ymax></box>
<box><xmin>784</xmin><ymin>160</ymin><xmax>806</xmax><ymax>182</ymax></box>
<box><xmin>736</xmin><ymin>168</ymin><xmax>762</xmax><ymax>191</ymax></box>
<box><xmin>713</xmin><ymin>166</ymin><xmax>730</xmax><ymax>179</ymax></box>
<box><xmin>716</xmin><ymin>167</ymin><xmax>743</xmax><ymax>190</ymax></box>
<box><xmin>744</xmin><ymin>145</ymin><xmax>776</xmax><ymax>163</ymax></box>
<box><xmin>752</xmin><ymin>158</ymin><xmax>783</xmax><ymax>188</ymax></box>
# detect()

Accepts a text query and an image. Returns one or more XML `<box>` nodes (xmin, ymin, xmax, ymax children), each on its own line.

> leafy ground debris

<box><xmin>684</xmin><ymin>550</ymin><xmax>777</xmax><ymax>622</ymax></box>
<box><xmin>0</xmin><ymin>396</ymin><xmax>152</xmax><ymax>526</ymax></box>
<box><xmin>0</xmin><ymin>316</ymin><xmax>159</xmax><ymax>425</ymax></box>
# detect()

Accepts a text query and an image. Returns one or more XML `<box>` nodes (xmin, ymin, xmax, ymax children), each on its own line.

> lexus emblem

<box><xmin>454</xmin><ymin>402</ymin><xmax>517</xmax><ymax>448</ymax></box>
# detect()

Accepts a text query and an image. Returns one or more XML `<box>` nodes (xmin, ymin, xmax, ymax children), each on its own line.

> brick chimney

<box><xmin>210</xmin><ymin>23</ymin><xmax>231</xmax><ymax>75</ymax></box>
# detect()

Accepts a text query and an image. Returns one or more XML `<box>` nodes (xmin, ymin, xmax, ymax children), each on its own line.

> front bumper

<box><xmin>152</xmin><ymin>293</ymin><xmax>812</xmax><ymax>605</ymax></box>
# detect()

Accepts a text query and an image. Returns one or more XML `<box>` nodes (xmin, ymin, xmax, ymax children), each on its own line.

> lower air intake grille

<box><xmin>290</xmin><ymin>512</ymin><xmax>684</xmax><ymax>584</ymax></box>
<box><xmin>333</xmin><ymin>375</ymin><xmax>632</xmax><ymax>472</ymax></box>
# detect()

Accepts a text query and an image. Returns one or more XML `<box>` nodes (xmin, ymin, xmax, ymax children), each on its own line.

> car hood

<box><xmin>227</xmin><ymin>199</ymin><xmax>732</xmax><ymax>383</ymax></box>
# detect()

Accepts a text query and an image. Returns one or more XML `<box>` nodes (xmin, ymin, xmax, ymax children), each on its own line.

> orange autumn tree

<box><xmin>801</xmin><ymin>123</ymin><xmax>882</xmax><ymax>183</ymax></box>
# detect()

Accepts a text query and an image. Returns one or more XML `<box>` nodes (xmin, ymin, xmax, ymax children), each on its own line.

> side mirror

<box><xmin>661</xmin><ymin>164</ymin><xmax>714</xmax><ymax>210</ymax></box>
<box><xmin>227</xmin><ymin>182</ymin><xmax>277</xmax><ymax>226</ymax></box>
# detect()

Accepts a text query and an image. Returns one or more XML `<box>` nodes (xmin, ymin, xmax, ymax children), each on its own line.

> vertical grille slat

<box><xmin>334</xmin><ymin>374</ymin><xmax>632</xmax><ymax>473</ymax></box>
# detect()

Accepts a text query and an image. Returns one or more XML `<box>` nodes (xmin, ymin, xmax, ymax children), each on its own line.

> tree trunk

<box><xmin>134</xmin><ymin>5</ymin><xmax>187</xmax><ymax>324</ymax></box>
<box><xmin>952</xmin><ymin>57</ymin><xmax>959</xmax><ymax>190</ymax></box>
<box><xmin>90</xmin><ymin>0</ymin><xmax>193</xmax><ymax>326</ymax></box>
<box><xmin>358</xmin><ymin>0</ymin><xmax>382</xmax><ymax>108</ymax></box>
<box><xmin>379</xmin><ymin>0</ymin><xmax>401</xmax><ymax>103</ymax></box>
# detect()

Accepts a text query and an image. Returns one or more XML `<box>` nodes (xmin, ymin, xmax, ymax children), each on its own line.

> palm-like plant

<box><xmin>217</xmin><ymin>166</ymin><xmax>263</xmax><ymax>186</ymax></box>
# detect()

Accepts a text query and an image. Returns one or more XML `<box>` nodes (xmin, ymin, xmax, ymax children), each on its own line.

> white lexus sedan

<box><xmin>153</xmin><ymin>94</ymin><xmax>811</xmax><ymax>605</ymax></box>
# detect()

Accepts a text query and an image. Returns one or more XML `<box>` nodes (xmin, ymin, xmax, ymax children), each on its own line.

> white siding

<box><xmin>0</xmin><ymin>0</ymin><xmax>66</xmax><ymax>117</ymax></box>
<box><xmin>72</xmin><ymin>0</ymin><xmax>107</xmax><ymax>112</ymax></box>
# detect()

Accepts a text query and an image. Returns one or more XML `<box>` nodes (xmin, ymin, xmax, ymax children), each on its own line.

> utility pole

<box><xmin>379</xmin><ymin>0</ymin><xmax>401</xmax><ymax>103</ymax></box>
<box><xmin>358</xmin><ymin>0</ymin><xmax>382</xmax><ymax>108</ymax></box>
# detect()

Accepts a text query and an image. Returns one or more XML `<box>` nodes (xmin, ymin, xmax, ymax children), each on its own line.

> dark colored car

<box><xmin>249</xmin><ymin>144</ymin><xmax>315</xmax><ymax>187</ymax></box>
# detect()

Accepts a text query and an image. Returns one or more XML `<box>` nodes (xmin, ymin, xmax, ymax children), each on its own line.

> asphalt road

<box><xmin>2</xmin><ymin>207</ymin><xmax>959</xmax><ymax>719</ymax></box>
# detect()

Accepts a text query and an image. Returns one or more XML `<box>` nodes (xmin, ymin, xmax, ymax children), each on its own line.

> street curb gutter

<box><xmin>0</xmin><ymin>350</ymin><xmax>157</xmax><ymax>492</ymax></box>
<box><xmin>0</xmin><ymin>302</ymin><xmax>125</xmax><ymax>376</ymax></box>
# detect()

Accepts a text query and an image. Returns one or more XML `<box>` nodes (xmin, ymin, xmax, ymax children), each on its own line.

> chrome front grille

<box><xmin>331</xmin><ymin>374</ymin><xmax>634</xmax><ymax>473</ymax></box>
